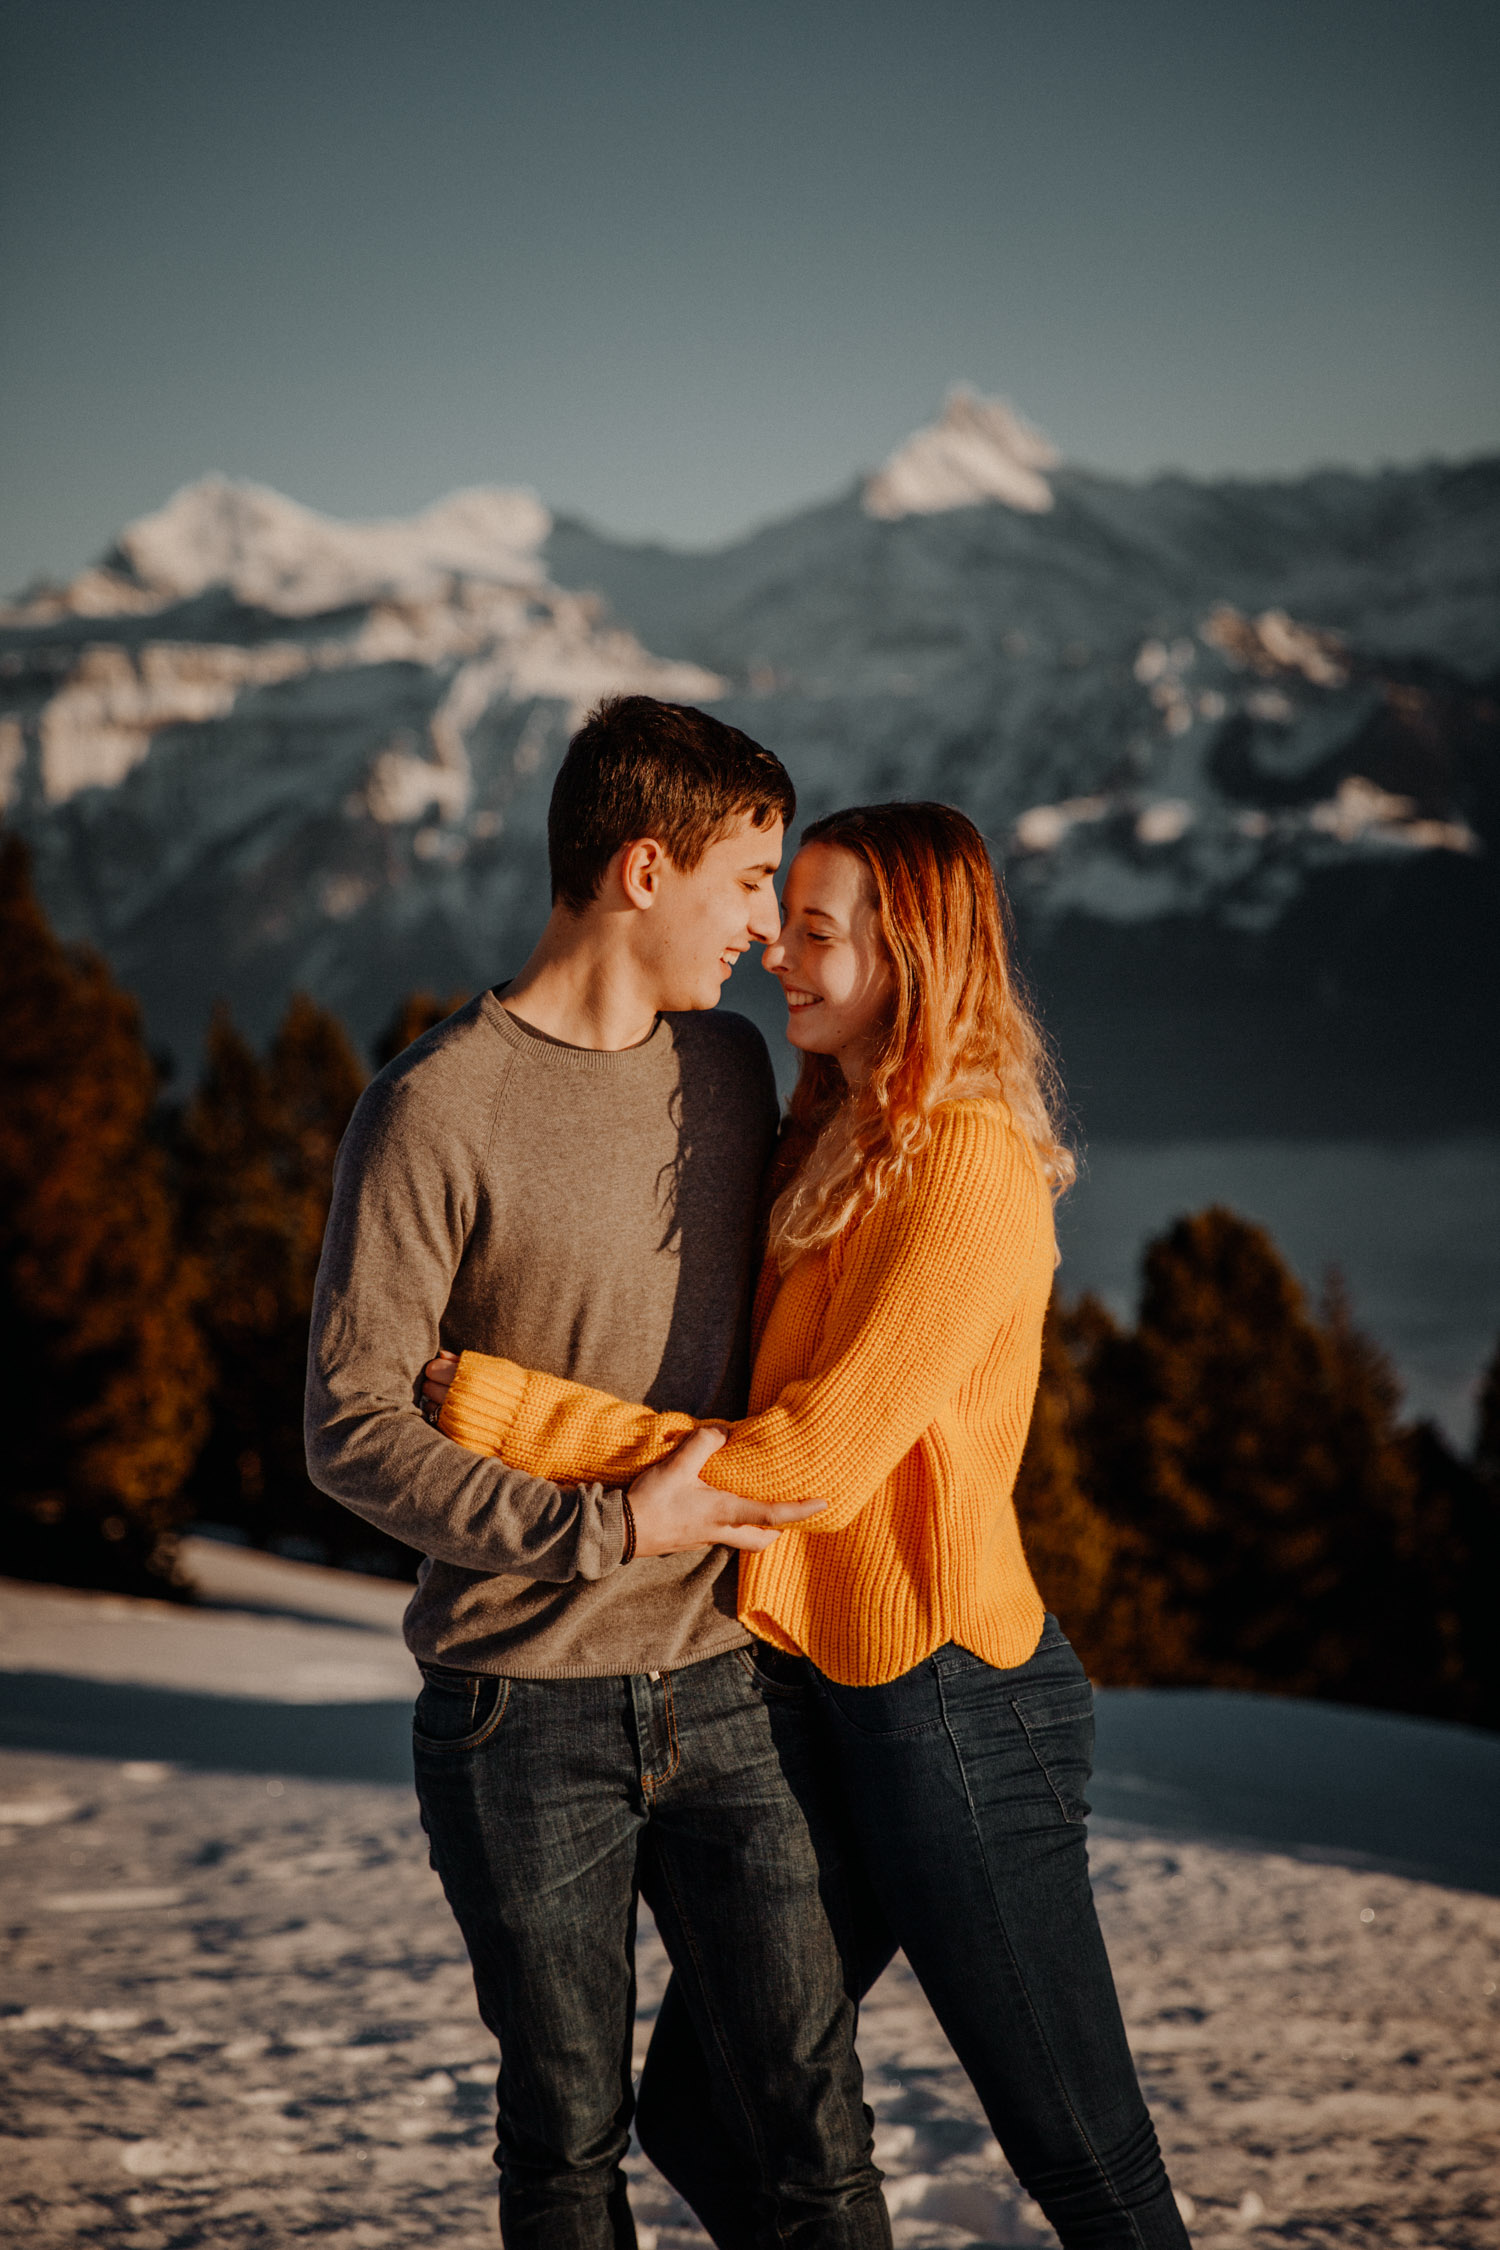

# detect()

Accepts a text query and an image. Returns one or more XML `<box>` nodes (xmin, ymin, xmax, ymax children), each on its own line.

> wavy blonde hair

<box><xmin>766</xmin><ymin>801</ymin><xmax>1075</xmax><ymax>1272</ymax></box>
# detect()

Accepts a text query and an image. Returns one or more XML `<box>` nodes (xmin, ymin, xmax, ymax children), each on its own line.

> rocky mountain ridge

<box><xmin>2</xmin><ymin>399</ymin><xmax>1496</xmax><ymax>1130</ymax></box>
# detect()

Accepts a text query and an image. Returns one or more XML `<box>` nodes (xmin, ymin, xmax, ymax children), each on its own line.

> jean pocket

<box><xmin>413</xmin><ymin>1667</ymin><xmax>510</xmax><ymax>1751</ymax></box>
<box><xmin>1012</xmin><ymin>1679</ymin><xmax>1095</xmax><ymax>1824</ymax></box>
<box><xmin>734</xmin><ymin>1642</ymin><xmax>810</xmax><ymax>1700</ymax></box>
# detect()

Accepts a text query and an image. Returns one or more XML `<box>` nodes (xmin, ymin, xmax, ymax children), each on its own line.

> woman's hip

<box><xmin>811</xmin><ymin>1619</ymin><xmax>1096</xmax><ymax>1844</ymax></box>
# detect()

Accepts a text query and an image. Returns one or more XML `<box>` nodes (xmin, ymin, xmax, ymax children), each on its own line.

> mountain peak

<box><xmin>97</xmin><ymin>476</ymin><xmax>552</xmax><ymax>618</ymax></box>
<box><xmin>863</xmin><ymin>387</ymin><xmax>1059</xmax><ymax>520</ymax></box>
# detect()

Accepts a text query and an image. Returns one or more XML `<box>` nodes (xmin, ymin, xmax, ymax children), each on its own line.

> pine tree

<box><xmin>1315</xmin><ymin>1273</ymin><xmax>1465</xmax><ymax>1713</ymax></box>
<box><xmin>1398</xmin><ymin>1418</ymin><xmax>1490</xmax><ymax>1724</ymax></box>
<box><xmin>373</xmin><ymin>988</ymin><xmax>470</xmax><ymax>1071</ymax></box>
<box><xmin>1015</xmin><ymin>1297</ymin><xmax>1128</xmax><ymax>1665</ymax></box>
<box><xmin>1018</xmin><ymin>1215</ymin><xmax>1497</xmax><ymax>1721</ymax></box>
<box><xmin>1475</xmin><ymin>1339</ymin><xmax>1500</xmax><ymax>1492</ymax></box>
<box><xmin>177</xmin><ymin>993</ymin><xmax>415</xmax><ymax>1571</ymax></box>
<box><xmin>269</xmin><ymin>992</ymin><xmax>369</xmax><ymax>1327</ymax></box>
<box><xmin>1016</xmin><ymin>1292</ymin><xmax>1197</xmax><ymax>1685</ymax></box>
<box><xmin>1451</xmin><ymin>1336</ymin><xmax>1500</xmax><ymax>1724</ymax></box>
<box><xmin>1116</xmin><ymin>1208</ymin><xmax>1441</xmax><ymax>1705</ymax></box>
<box><xmin>175</xmin><ymin>1007</ymin><xmax>297</xmax><ymax>1546</ymax></box>
<box><xmin>0</xmin><ymin>837</ymin><xmax>208</xmax><ymax>1592</ymax></box>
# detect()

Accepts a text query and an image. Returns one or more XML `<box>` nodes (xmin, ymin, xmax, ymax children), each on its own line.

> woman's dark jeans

<box><xmin>643</xmin><ymin>1621</ymin><xmax>1191</xmax><ymax>2250</ymax></box>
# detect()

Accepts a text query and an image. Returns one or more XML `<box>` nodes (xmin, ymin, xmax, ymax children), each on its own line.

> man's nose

<box><xmin>750</xmin><ymin>897</ymin><xmax>783</xmax><ymax>948</ymax></box>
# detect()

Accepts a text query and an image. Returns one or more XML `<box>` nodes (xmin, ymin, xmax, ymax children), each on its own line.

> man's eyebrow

<box><xmin>742</xmin><ymin>859</ymin><xmax>780</xmax><ymax>875</ymax></box>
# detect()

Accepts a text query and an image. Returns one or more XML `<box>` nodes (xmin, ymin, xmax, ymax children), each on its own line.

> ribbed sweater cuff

<box><xmin>439</xmin><ymin>1351</ymin><xmax>528</xmax><ymax>1456</ymax></box>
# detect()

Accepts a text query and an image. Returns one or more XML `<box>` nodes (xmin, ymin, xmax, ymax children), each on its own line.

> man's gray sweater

<box><xmin>305</xmin><ymin>991</ymin><xmax>778</xmax><ymax>1676</ymax></box>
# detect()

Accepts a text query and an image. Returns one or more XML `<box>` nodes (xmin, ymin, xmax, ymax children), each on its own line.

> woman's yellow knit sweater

<box><xmin>439</xmin><ymin>1099</ymin><xmax>1055</xmax><ymax>1686</ymax></box>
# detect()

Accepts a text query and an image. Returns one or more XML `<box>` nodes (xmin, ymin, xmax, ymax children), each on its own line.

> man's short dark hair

<box><xmin>547</xmin><ymin>696</ymin><xmax>796</xmax><ymax>913</ymax></box>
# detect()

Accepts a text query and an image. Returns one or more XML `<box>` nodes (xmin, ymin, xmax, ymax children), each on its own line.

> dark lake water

<box><xmin>723</xmin><ymin>965</ymin><xmax>1499</xmax><ymax>1449</ymax></box>
<box><xmin>1055</xmin><ymin>1137</ymin><xmax>1500</xmax><ymax>1447</ymax></box>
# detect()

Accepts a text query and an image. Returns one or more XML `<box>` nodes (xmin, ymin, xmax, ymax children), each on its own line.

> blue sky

<box><xmin>1</xmin><ymin>0</ymin><xmax>1496</xmax><ymax>588</ymax></box>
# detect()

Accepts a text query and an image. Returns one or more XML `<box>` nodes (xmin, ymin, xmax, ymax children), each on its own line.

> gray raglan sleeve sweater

<box><xmin>304</xmin><ymin>1061</ymin><xmax>624</xmax><ymax>1584</ymax></box>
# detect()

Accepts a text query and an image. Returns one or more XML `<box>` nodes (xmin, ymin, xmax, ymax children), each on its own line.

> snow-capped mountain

<box><xmin>544</xmin><ymin>422</ymin><xmax>1500</xmax><ymax>1129</ymax></box>
<box><xmin>863</xmin><ymin>387</ymin><xmax>1060</xmax><ymax>517</ymax></box>
<box><xmin>1</xmin><ymin>478</ymin><xmax>721</xmax><ymax>1062</ymax></box>
<box><xmin>3</xmin><ymin>400</ymin><xmax>1497</xmax><ymax>1131</ymax></box>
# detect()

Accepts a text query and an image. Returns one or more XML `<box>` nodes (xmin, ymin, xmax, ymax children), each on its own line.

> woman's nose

<box><xmin>761</xmin><ymin>936</ymin><xmax>786</xmax><ymax>971</ymax></box>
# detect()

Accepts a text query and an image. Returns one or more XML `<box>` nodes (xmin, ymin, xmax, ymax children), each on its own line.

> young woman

<box><xmin>423</xmin><ymin>803</ymin><xmax>1191</xmax><ymax>2249</ymax></box>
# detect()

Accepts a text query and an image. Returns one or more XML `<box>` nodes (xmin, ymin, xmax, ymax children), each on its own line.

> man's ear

<box><xmin>617</xmin><ymin>838</ymin><xmax>668</xmax><ymax>910</ymax></box>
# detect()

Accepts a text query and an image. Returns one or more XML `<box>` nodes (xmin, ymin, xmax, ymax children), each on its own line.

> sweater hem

<box><xmin>739</xmin><ymin>1595</ymin><xmax>1048</xmax><ymax>1687</ymax></box>
<box><xmin>403</xmin><ymin>1624</ymin><xmax>753</xmax><ymax>1680</ymax></box>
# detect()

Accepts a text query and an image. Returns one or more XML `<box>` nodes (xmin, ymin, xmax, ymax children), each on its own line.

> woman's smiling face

<box><xmin>762</xmin><ymin>840</ymin><xmax>895</xmax><ymax>1084</ymax></box>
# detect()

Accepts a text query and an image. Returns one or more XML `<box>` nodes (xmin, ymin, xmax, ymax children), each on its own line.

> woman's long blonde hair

<box><xmin>765</xmin><ymin>801</ymin><xmax>1075</xmax><ymax>1272</ymax></box>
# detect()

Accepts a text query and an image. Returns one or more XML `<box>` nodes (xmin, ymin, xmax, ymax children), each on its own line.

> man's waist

<box><xmin>403</xmin><ymin>1549</ymin><xmax>747</xmax><ymax>1678</ymax></box>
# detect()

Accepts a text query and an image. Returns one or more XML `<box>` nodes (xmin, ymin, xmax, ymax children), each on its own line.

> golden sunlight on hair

<box><xmin>767</xmin><ymin>802</ymin><xmax>1074</xmax><ymax>1270</ymax></box>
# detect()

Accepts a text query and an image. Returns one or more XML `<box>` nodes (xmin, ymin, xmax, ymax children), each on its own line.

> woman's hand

<box><xmin>628</xmin><ymin>1429</ymin><xmax>827</xmax><ymax>1555</ymax></box>
<box><xmin>421</xmin><ymin>1349</ymin><xmax>460</xmax><ymax>1424</ymax></box>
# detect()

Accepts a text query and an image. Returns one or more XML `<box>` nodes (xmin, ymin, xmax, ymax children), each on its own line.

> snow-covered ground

<box><xmin>1</xmin><ymin>1541</ymin><xmax>1497</xmax><ymax>2248</ymax></box>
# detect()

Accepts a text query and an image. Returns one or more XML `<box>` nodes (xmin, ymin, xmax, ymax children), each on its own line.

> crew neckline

<box><xmin>482</xmin><ymin>986</ymin><xmax>669</xmax><ymax>1074</ymax></box>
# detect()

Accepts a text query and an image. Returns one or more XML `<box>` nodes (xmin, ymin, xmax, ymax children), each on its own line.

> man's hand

<box><xmin>629</xmin><ymin>1429</ymin><xmax>827</xmax><ymax>1556</ymax></box>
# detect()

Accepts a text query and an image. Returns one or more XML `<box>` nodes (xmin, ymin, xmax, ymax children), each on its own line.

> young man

<box><xmin>305</xmin><ymin>697</ymin><xmax>889</xmax><ymax>2250</ymax></box>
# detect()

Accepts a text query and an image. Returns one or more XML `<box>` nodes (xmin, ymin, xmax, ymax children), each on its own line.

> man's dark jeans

<box><xmin>412</xmin><ymin>1642</ymin><xmax>891</xmax><ymax>2250</ymax></box>
<box><xmin>645</xmin><ymin>1623</ymin><xmax>1192</xmax><ymax>2250</ymax></box>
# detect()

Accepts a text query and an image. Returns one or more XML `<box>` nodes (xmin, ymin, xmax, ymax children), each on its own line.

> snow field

<box><xmin>1</xmin><ymin>1747</ymin><xmax>1495</xmax><ymax>2249</ymax></box>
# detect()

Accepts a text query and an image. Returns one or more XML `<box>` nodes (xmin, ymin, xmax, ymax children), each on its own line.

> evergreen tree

<box><xmin>1019</xmin><ymin>1233</ymin><xmax>1498</xmax><ymax>1724</ymax></box>
<box><xmin>1475</xmin><ymin>1338</ymin><xmax>1500</xmax><ymax>1491</ymax></box>
<box><xmin>1016</xmin><ymin>1292</ymin><xmax>1196</xmax><ymax>1685</ymax></box>
<box><xmin>1099</xmin><ymin>1208</ymin><xmax>1447</xmax><ymax>1707</ymax></box>
<box><xmin>1016</xmin><ymin>1297</ymin><xmax>1128</xmax><ymax>1671</ymax></box>
<box><xmin>269</xmin><ymin>992</ymin><xmax>369</xmax><ymax>1321</ymax></box>
<box><xmin>1398</xmin><ymin>1417</ymin><xmax>1491</xmax><ymax>1725</ymax></box>
<box><xmin>175</xmin><ymin>1007</ymin><xmax>297</xmax><ymax>1547</ymax></box>
<box><xmin>1314</xmin><ymin>1273</ymin><xmax>1462</xmax><ymax>1713</ymax></box>
<box><xmin>1451</xmin><ymin>1336</ymin><xmax>1500</xmax><ymax>1724</ymax></box>
<box><xmin>177</xmin><ymin>992</ymin><xmax>416</xmax><ymax>1573</ymax></box>
<box><xmin>373</xmin><ymin>988</ymin><xmax>470</xmax><ymax>1071</ymax></box>
<box><xmin>0</xmin><ymin>837</ymin><xmax>207</xmax><ymax>1593</ymax></box>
